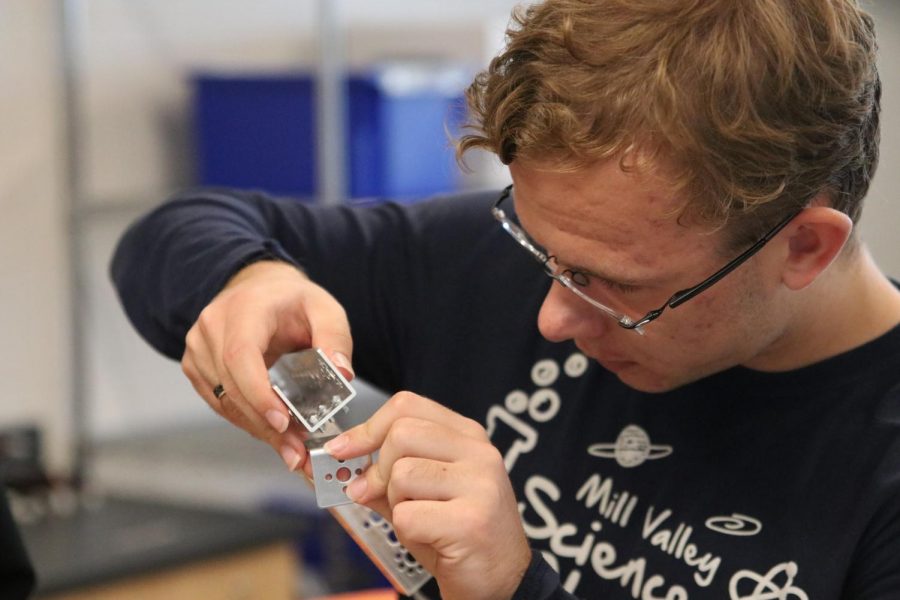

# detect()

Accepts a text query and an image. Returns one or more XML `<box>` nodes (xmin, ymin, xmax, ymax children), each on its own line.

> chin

<box><xmin>604</xmin><ymin>362</ymin><xmax>698</xmax><ymax>393</ymax></box>
<box><xmin>616</xmin><ymin>371</ymin><xmax>679</xmax><ymax>393</ymax></box>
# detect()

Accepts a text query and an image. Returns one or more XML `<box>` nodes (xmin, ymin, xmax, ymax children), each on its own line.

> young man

<box><xmin>113</xmin><ymin>1</ymin><xmax>900</xmax><ymax>598</ymax></box>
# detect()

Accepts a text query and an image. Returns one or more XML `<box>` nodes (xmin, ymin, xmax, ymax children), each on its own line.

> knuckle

<box><xmin>391</xmin><ymin>502</ymin><xmax>414</xmax><ymax>534</ymax></box>
<box><xmin>392</xmin><ymin>417</ymin><xmax>420</xmax><ymax>439</ymax></box>
<box><xmin>384</xmin><ymin>420</ymin><xmax>416</xmax><ymax>451</ymax></box>
<box><xmin>221</xmin><ymin>342</ymin><xmax>244</xmax><ymax>367</ymax></box>
<box><xmin>195</xmin><ymin>306</ymin><xmax>216</xmax><ymax>335</ymax></box>
<box><xmin>388</xmin><ymin>391</ymin><xmax>419</xmax><ymax>413</ymax></box>
<box><xmin>180</xmin><ymin>357</ymin><xmax>195</xmax><ymax>379</ymax></box>
<box><xmin>183</xmin><ymin>327</ymin><xmax>199</xmax><ymax>352</ymax></box>
<box><xmin>481</xmin><ymin>441</ymin><xmax>504</xmax><ymax>464</ymax></box>
<box><xmin>331</xmin><ymin>301</ymin><xmax>349</xmax><ymax>324</ymax></box>
<box><xmin>383</xmin><ymin>427</ymin><xmax>405</xmax><ymax>453</ymax></box>
<box><xmin>460</xmin><ymin>416</ymin><xmax>488</xmax><ymax>439</ymax></box>
<box><xmin>390</xmin><ymin>457</ymin><xmax>418</xmax><ymax>483</ymax></box>
<box><xmin>477</xmin><ymin>443</ymin><xmax>506</xmax><ymax>472</ymax></box>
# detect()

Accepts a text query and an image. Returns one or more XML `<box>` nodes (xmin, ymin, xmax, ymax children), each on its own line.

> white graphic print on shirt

<box><xmin>588</xmin><ymin>424</ymin><xmax>673</xmax><ymax>468</ymax></box>
<box><xmin>484</xmin><ymin>352</ymin><xmax>809</xmax><ymax>600</ymax></box>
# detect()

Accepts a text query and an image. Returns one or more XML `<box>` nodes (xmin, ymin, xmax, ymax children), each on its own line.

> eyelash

<box><xmin>598</xmin><ymin>278</ymin><xmax>640</xmax><ymax>294</ymax></box>
<box><xmin>545</xmin><ymin>254</ymin><xmax>641</xmax><ymax>294</ymax></box>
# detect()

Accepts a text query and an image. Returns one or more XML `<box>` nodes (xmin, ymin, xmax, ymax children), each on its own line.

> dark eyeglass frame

<box><xmin>492</xmin><ymin>184</ymin><xmax>802</xmax><ymax>332</ymax></box>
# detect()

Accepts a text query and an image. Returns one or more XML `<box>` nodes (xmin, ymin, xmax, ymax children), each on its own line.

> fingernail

<box><xmin>280</xmin><ymin>446</ymin><xmax>301</xmax><ymax>471</ymax></box>
<box><xmin>332</xmin><ymin>351</ymin><xmax>354</xmax><ymax>378</ymax></box>
<box><xmin>323</xmin><ymin>433</ymin><xmax>348</xmax><ymax>456</ymax></box>
<box><xmin>266</xmin><ymin>409</ymin><xmax>290</xmax><ymax>433</ymax></box>
<box><xmin>345</xmin><ymin>475</ymin><xmax>367</xmax><ymax>502</ymax></box>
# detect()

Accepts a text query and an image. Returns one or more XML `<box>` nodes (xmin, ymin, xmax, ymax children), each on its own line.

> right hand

<box><xmin>180</xmin><ymin>260</ymin><xmax>354</xmax><ymax>475</ymax></box>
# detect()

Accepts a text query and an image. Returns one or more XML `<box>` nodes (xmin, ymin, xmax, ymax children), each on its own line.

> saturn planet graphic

<box><xmin>588</xmin><ymin>424</ymin><xmax>673</xmax><ymax>468</ymax></box>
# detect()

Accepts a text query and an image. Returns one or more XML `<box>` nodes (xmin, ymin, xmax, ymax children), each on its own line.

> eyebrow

<box><xmin>556</xmin><ymin>257</ymin><xmax>646</xmax><ymax>288</ymax></box>
<box><xmin>523</xmin><ymin>222</ymin><xmax>649</xmax><ymax>287</ymax></box>
<box><xmin>509</xmin><ymin>190</ymin><xmax>656</xmax><ymax>288</ymax></box>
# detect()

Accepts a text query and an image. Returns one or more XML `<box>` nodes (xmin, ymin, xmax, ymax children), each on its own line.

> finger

<box><xmin>182</xmin><ymin>327</ymin><xmax>229</xmax><ymax>416</ymax></box>
<box><xmin>345</xmin><ymin>418</ymin><xmax>481</xmax><ymax>504</ymax></box>
<box><xmin>325</xmin><ymin>391</ymin><xmax>485</xmax><ymax>459</ymax></box>
<box><xmin>183</xmin><ymin>355</ymin><xmax>225</xmax><ymax>416</ymax></box>
<box><xmin>373</xmin><ymin>418</ymin><xmax>478</xmax><ymax>499</ymax></box>
<box><xmin>187</xmin><ymin>294</ymin><xmax>313</xmax><ymax>475</ymax></box>
<box><xmin>219</xmin><ymin>313</ymin><xmax>292</xmax><ymax>435</ymax></box>
<box><xmin>279</xmin><ymin>428</ymin><xmax>310</xmax><ymax>474</ymax></box>
<box><xmin>190</xmin><ymin>322</ymin><xmax>301</xmax><ymax>450</ymax></box>
<box><xmin>188</xmin><ymin>324</ymin><xmax>312</xmax><ymax>475</ymax></box>
<box><xmin>385</xmin><ymin>457</ymin><xmax>457</xmax><ymax>509</ymax></box>
<box><xmin>184</xmin><ymin>329</ymin><xmax>223</xmax><ymax>402</ymax></box>
<box><xmin>390</xmin><ymin>499</ymin><xmax>449</xmax><ymax>556</ymax></box>
<box><xmin>217</xmin><ymin>388</ymin><xmax>280</xmax><ymax>445</ymax></box>
<box><xmin>200</xmin><ymin>315</ymin><xmax>284</xmax><ymax>443</ymax></box>
<box><xmin>217</xmin><ymin>391</ymin><xmax>314</xmax><ymax>475</ymax></box>
<box><xmin>302</xmin><ymin>285</ymin><xmax>355</xmax><ymax>380</ymax></box>
<box><xmin>351</xmin><ymin>496</ymin><xmax>392</xmax><ymax>525</ymax></box>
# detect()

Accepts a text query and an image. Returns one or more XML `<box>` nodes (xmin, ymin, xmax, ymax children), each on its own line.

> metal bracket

<box><xmin>269</xmin><ymin>348</ymin><xmax>356</xmax><ymax>433</ymax></box>
<box><xmin>305</xmin><ymin>434</ymin><xmax>371</xmax><ymax>508</ymax></box>
<box><xmin>268</xmin><ymin>348</ymin><xmax>433</xmax><ymax>595</ymax></box>
<box><xmin>332</xmin><ymin>502</ymin><xmax>433</xmax><ymax>596</ymax></box>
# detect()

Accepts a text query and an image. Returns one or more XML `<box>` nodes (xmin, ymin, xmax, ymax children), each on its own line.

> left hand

<box><xmin>324</xmin><ymin>392</ymin><xmax>532</xmax><ymax>600</ymax></box>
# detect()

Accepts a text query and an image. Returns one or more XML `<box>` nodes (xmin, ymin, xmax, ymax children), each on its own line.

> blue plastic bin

<box><xmin>193</xmin><ymin>67</ymin><xmax>468</xmax><ymax>200</ymax></box>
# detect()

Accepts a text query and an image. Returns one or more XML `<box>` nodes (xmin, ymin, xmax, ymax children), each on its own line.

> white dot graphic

<box><xmin>564</xmin><ymin>353</ymin><xmax>588</xmax><ymax>378</ymax></box>
<box><xmin>529</xmin><ymin>389</ymin><xmax>561</xmax><ymax>423</ymax></box>
<box><xmin>531</xmin><ymin>359</ymin><xmax>560</xmax><ymax>387</ymax></box>
<box><xmin>504</xmin><ymin>390</ymin><xmax>529</xmax><ymax>414</ymax></box>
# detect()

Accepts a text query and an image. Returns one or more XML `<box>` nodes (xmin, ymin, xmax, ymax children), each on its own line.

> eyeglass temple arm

<box><xmin>623</xmin><ymin>210</ymin><xmax>802</xmax><ymax>329</ymax></box>
<box><xmin>668</xmin><ymin>210</ymin><xmax>801</xmax><ymax>309</ymax></box>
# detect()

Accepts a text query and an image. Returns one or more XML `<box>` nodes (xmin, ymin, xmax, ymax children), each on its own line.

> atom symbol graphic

<box><xmin>729</xmin><ymin>561</ymin><xmax>808</xmax><ymax>600</ymax></box>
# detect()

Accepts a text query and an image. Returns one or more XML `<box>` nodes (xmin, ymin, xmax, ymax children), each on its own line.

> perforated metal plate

<box><xmin>268</xmin><ymin>348</ymin><xmax>433</xmax><ymax>596</ymax></box>
<box><xmin>305</xmin><ymin>434</ymin><xmax>371</xmax><ymax>508</ymax></box>
<box><xmin>331</xmin><ymin>502</ymin><xmax>433</xmax><ymax>596</ymax></box>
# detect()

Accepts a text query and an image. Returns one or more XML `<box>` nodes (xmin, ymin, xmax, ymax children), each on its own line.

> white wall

<box><xmin>2</xmin><ymin>0</ymin><xmax>900</xmax><ymax>475</ymax></box>
<box><xmin>864</xmin><ymin>1</ymin><xmax>900</xmax><ymax>275</ymax></box>
<box><xmin>0</xmin><ymin>0</ymin><xmax>71</xmax><ymax>473</ymax></box>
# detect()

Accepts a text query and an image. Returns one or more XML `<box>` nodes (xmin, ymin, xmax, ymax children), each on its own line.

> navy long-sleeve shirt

<box><xmin>112</xmin><ymin>188</ymin><xmax>900</xmax><ymax>599</ymax></box>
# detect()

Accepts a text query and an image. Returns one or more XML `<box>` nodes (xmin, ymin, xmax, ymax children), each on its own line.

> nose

<box><xmin>537</xmin><ymin>281</ymin><xmax>611</xmax><ymax>342</ymax></box>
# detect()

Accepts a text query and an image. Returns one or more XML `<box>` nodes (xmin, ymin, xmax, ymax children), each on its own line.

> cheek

<box><xmin>637</xmin><ymin>291</ymin><xmax>745</xmax><ymax>364</ymax></box>
<box><xmin>656</xmin><ymin>279</ymin><xmax>772</xmax><ymax>364</ymax></box>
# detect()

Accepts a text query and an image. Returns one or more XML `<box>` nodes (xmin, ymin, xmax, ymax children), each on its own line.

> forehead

<box><xmin>508</xmin><ymin>160</ymin><xmax>720</xmax><ymax>279</ymax></box>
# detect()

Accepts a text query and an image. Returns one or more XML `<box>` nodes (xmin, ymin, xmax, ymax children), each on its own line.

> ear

<box><xmin>780</xmin><ymin>206</ymin><xmax>853</xmax><ymax>291</ymax></box>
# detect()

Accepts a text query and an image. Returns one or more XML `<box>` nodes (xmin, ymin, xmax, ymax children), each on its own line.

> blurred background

<box><xmin>1</xmin><ymin>1</ymin><xmax>899</xmax><ymax>598</ymax></box>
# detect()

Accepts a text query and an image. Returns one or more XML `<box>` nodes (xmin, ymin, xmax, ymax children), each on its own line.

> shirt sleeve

<box><xmin>511</xmin><ymin>550</ymin><xmax>579</xmax><ymax>600</ymax></box>
<box><xmin>109</xmin><ymin>187</ymin><xmax>502</xmax><ymax>392</ymax></box>
<box><xmin>110</xmin><ymin>188</ymin><xmax>298</xmax><ymax>361</ymax></box>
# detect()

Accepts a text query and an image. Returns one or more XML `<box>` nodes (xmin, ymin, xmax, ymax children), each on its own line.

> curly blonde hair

<box><xmin>458</xmin><ymin>0</ymin><xmax>881</xmax><ymax>249</ymax></box>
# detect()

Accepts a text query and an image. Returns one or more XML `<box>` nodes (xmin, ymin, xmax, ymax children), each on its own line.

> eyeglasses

<box><xmin>492</xmin><ymin>184</ymin><xmax>801</xmax><ymax>334</ymax></box>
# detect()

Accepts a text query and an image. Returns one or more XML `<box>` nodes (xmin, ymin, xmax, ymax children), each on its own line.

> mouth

<box><xmin>596</xmin><ymin>358</ymin><xmax>636</xmax><ymax>372</ymax></box>
<box><xmin>575</xmin><ymin>342</ymin><xmax>636</xmax><ymax>372</ymax></box>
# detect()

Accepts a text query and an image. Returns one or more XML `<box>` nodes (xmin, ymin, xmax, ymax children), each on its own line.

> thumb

<box><xmin>303</xmin><ymin>285</ymin><xmax>355</xmax><ymax>380</ymax></box>
<box><xmin>324</xmin><ymin>347</ymin><xmax>355</xmax><ymax>381</ymax></box>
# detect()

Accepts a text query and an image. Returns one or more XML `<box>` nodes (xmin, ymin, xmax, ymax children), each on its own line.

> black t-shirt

<box><xmin>112</xmin><ymin>188</ymin><xmax>900</xmax><ymax>599</ymax></box>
